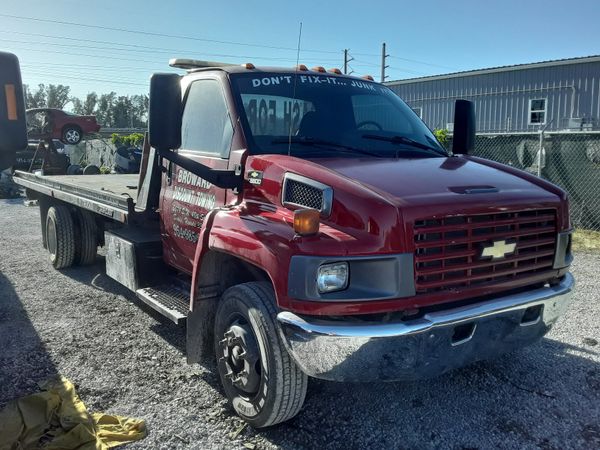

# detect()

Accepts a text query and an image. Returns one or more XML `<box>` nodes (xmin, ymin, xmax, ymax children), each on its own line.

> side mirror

<box><xmin>452</xmin><ymin>99</ymin><xmax>475</xmax><ymax>155</ymax></box>
<box><xmin>149</xmin><ymin>73</ymin><xmax>182</xmax><ymax>151</ymax></box>
<box><xmin>0</xmin><ymin>52</ymin><xmax>27</xmax><ymax>170</ymax></box>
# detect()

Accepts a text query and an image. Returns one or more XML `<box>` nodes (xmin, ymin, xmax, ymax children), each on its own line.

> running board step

<box><xmin>136</xmin><ymin>285</ymin><xmax>189</xmax><ymax>325</ymax></box>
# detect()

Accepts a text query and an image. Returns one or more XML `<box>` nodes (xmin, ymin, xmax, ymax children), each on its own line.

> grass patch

<box><xmin>572</xmin><ymin>229</ymin><xmax>600</xmax><ymax>251</ymax></box>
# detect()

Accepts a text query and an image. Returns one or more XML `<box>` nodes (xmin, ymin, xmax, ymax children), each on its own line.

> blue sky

<box><xmin>2</xmin><ymin>0</ymin><xmax>599</xmax><ymax>102</ymax></box>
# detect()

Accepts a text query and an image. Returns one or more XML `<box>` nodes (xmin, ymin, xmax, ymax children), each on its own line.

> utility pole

<box><xmin>343</xmin><ymin>49</ymin><xmax>354</xmax><ymax>75</ymax></box>
<box><xmin>381</xmin><ymin>42</ymin><xmax>390</xmax><ymax>82</ymax></box>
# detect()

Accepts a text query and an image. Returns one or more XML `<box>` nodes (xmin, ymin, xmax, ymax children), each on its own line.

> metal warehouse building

<box><xmin>386</xmin><ymin>55</ymin><xmax>600</xmax><ymax>133</ymax></box>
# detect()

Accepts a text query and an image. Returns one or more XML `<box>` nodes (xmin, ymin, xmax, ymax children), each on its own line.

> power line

<box><xmin>5</xmin><ymin>45</ymin><xmax>166</xmax><ymax>65</ymax></box>
<box><xmin>352</xmin><ymin>51</ymin><xmax>456</xmax><ymax>70</ymax></box>
<box><xmin>0</xmin><ymin>35</ymin><xmax>301</xmax><ymax>62</ymax></box>
<box><xmin>0</xmin><ymin>13</ymin><xmax>340</xmax><ymax>55</ymax></box>
<box><xmin>21</xmin><ymin>67</ymin><xmax>150</xmax><ymax>84</ymax></box>
<box><xmin>23</xmin><ymin>69</ymin><xmax>148</xmax><ymax>86</ymax></box>
<box><xmin>0</xmin><ymin>14</ymin><xmax>455</xmax><ymax>78</ymax></box>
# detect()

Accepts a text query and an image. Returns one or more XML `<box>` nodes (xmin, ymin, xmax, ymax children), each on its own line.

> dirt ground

<box><xmin>1</xmin><ymin>199</ymin><xmax>599</xmax><ymax>449</ymax></box>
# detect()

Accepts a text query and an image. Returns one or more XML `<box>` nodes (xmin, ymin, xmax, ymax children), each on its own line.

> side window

<box><xmin>529</xmin><ymin>98</ymin><xmax>546</xmax><ymax>125</ymax></box>
<box><xmin>181</xmin><ymin>80</ymin><xmax>233</xmax><ymax>157</ymax></box>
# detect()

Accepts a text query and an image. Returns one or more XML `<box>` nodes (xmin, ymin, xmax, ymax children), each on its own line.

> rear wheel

<box><xmin>214</xmin><ymin>282</ymin><xmax>308</xmax><ymax>428</ymax></box>
<box><xmin>62</xmin><ymin>126</ymin><xmax>82</xmax><ymax>145</ymax></box>
<box><xmin>46</xmin><ymin>205</ymin><xmax>75</xmax><ymax>269</ymax></box>
<box><xmin>74</xmin><ymin>210</ymin><xmax>97</xmax><ymax>266</ymax></box>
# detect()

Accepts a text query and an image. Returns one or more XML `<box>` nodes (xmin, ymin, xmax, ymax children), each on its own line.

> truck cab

<box><xmin>10</xmin><ymin>58</ymin><xmax>574</xmax><ymax>428</ymax></box>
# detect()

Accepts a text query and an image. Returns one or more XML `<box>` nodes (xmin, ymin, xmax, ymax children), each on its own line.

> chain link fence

<box><xmin>451</xmin><ymin>132</ymin><xmax>600</xmax><ymax>231</ymax></box>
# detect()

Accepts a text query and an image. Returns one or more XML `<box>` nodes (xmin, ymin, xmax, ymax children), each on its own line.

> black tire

<box><xmin>74</xmin><ymin>210</ymin><xmax>97</xmax><ymax>266</ymax></box>
<box><xmin>83</xmin><ymin>164</ymin><xmax>101</xmax><ymax>175</ymax></box>
<box><xmin>61</xmin><ymin>126</ymin><xmax>82</xmax><ymax>145</ymax></box>
<box><xmin>214</xmin><ymin>282</ymin><xmax>307</xmax><ymax>428</ymax></box>
<box><xmin>46</xmin><ymin>205</ymin><xmax>75</xmax><ymax>269</ymax></box>
<box><xmin>66</xmin><ymin>164</ymin><xmax>82</xmax><ymax>175</ymax></box>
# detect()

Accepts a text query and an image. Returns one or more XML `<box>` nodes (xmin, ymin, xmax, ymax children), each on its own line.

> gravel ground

<box><xmin>1</xmin><ymin>198</ymin><xmax>599</xmax><ymax>450</ymax></box>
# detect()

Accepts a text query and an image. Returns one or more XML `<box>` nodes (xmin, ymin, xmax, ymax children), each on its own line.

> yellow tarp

<box><xmin>0</xmin><ymin>377</ymin><xmax>145</xmax><ymax>450</ymax></box>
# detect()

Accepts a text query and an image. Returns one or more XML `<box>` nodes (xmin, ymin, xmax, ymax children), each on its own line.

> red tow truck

<box><xmin>1</xmin><ymin>54</ymin><xmax>574</xmax><ymax>427</ymax></box>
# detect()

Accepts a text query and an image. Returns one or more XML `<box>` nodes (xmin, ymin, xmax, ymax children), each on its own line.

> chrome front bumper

<box><xmin>277</xmin><ymin>273</ymin><xmax>574</xmax><ymax>382</ymax></box>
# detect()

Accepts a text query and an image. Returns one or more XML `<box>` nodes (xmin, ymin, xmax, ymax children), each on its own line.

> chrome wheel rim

<box><xmin>65</xmin><ymin>129</ymin><xmax>80</xmax><ymax>143</ymax></box>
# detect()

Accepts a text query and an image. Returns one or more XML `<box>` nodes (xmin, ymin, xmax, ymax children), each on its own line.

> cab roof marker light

<box><xmin>312</xmin><ymin>66</ymin><xmax>326</xmax><ymax>73</ymax></box>
<box><xmin>296</xmin><ymin>64</ymin><xmax>309</xmax><ymax>71</ymax></box>
<box><xmin>362</xmin><ymin>75</ymin><xmax>374</xmax><ymax>81</ymax></box>
<box><xmin>242</xmin><ymin>63</ymin><xmax>255</xmax><ymax>69</ymax></box>
<box><xmin>328</xmin><ymin>68</ymin><xmax>342</xmax><ymax>74</ymax></box>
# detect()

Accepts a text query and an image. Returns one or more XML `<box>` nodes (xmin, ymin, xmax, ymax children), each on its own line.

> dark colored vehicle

<box><xmin>13</xmin><ymin>140</ymin><xmax>67</xmax><ymax>172</ymax></box>
<box><xmin>26</xmin><ymin>108</ymin><xmax>101</xmax><ymax>145</ymax></box>
<box><xmin>6</xmin><ymin>59</ymin><xmax>574</xmax><ymax>428</ymax></box>
<box><xmin>114</xmin><ymin>146</ymin><xmax>142</xmax><ymax>173</ymax></box>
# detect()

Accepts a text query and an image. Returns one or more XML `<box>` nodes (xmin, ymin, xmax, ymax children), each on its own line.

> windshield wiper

<box><xmin>361</xmin><ymin>134</ymin><xmax>447</xmax><ymax>156</ymax></box>
<box><xmin>271</xmin><ymin>136</ymin><xmax>382</xmax><ymax>157</ymax></box>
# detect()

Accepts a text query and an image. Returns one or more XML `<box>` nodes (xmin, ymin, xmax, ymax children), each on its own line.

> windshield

<box><xmin>231</xmin><ymin>72</ymin><xmax>446</xmax><ymax>158</ymax></box>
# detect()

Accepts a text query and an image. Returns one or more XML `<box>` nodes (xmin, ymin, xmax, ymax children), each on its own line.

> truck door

<box><xmin>160</xmin><ymin>76</ymin><xmax>235</xmax><ymax>273</ymax></box>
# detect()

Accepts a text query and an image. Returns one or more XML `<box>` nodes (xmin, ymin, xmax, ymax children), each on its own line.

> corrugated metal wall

<box><xmin>387</xmin><ymin>60</ymin><xmax>600</xmax><ymax>133</ymax></box>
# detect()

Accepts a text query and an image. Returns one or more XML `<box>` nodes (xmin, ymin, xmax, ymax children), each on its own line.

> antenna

<box><xmin>287</xmin><ymin>22</ymin><xmax>303</xmax><ymax>156</ymax></box>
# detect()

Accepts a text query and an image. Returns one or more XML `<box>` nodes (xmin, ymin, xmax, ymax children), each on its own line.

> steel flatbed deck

<box><xmin>13</xmin><ymin>170</ymin><xmax>138</xmax><ymax>222</ymax></box>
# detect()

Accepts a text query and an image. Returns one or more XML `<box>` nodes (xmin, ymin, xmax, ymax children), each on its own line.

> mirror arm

<box><xmin>157</xmin><ymin>148</ymin><xmax>242</xmax><ymax>190</ymax></box>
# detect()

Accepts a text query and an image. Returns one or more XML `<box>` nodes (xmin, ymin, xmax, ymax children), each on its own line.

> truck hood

<box><xmin>311</xmin><ymin>156</ymin><xmax>559</xmax><ymax>207</ymax></box>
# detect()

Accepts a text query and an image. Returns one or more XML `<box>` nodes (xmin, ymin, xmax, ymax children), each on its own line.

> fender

<box><xmin>190</xmin><ymin>207</ymin><xmax>293</xmax><ymax>308</ymax></box>
<box><xmin>186</xmin><ymin>205</ymin><xmax>295</xmax><ymax>363</ymax></box>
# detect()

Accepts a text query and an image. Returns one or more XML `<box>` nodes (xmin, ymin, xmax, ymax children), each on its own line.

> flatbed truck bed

<box><xmin>14</xmin><ymin>170</ymin><xmax>138</xmax><ymax>222</ymax></box>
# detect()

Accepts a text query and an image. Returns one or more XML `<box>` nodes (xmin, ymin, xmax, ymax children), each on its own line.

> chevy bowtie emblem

<box><xmin>247</xmin><ymin>170</ymin><xmax>263</xmax><ymax>185</ymax></box>
<box><xmin>480</xmin><ymin>240</ymin><xmax>517</xmax><ymax>260</ymax></box>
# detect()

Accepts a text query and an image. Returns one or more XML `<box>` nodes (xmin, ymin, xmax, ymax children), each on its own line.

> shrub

<box><xmin>433</xmin><ymin>128</ymin><xmax>449</xmax><ymax>148</ymax></box>
<box><xmin>111</xmin><ymin>132</ymin><xmax>144</xmax><ymax>148</ymax></box>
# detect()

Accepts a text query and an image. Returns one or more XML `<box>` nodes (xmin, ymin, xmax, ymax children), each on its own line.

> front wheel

<box><xmin>214</xmin><ymin>282</ymin><xmax>308</xmax><ymax>428</ymax></box>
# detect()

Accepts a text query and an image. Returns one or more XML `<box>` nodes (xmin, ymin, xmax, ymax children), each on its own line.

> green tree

<box><xmin>95</xmin><ymin>92</ymin><xmax>117</xmax><ymax>126</ymax></box>
<box><xmin>23</xmin><ymin>84</ymin><xmax>46</xmax><ymax>109</ymax></box>
<box><xmin>112</xmin><ymin>95</ymin><xmax>134</xmax><ymax>128</ymax></box>
<box><xmin>46</xmin><ymin>84</ymin><xmax>71</xmax><ymax>109</ymax></box>
<box><xmin>131</xmin><ymin>94</ymin><xmax>149</xmax><ymax>127</ymax></box>
<box><xmin>82</xmin><ymin>92</ymin><xmax>98</xmax><ymax>115</ymax></box>
<box><xmin>71</xmin><ymin>97</ymin><xmax>83</xmax><ymax>114</ymax></box>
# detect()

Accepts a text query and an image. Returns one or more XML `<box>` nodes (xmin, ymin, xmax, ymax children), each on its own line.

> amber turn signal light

<box><xmin>4</xmin><ymin>84</ymin><xmax>17</xmax><ymax>120</ymax></box>
<box><xmin>293</xmin><ymin>209</ymin><xmax>320</xmax><ymax>236</ymax></box>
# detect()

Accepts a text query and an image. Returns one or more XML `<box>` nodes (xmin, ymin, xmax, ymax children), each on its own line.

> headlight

<box><xmin>317</xmin><ymin>262</ymin><xmax>349</xmax><ymax>293</ymax></box>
